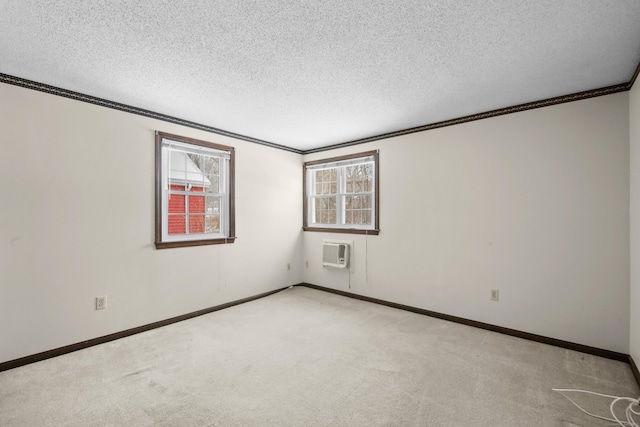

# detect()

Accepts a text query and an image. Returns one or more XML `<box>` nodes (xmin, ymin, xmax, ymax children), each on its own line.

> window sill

<box><xmin>302</xmin><ymin>227</ymin><xmax>379</xmax><ymax>235</ymax></box>
<box><xmin>155</xmin><ymin>236</ymin><xmax>237</xmax><ymax>249</ymax></box>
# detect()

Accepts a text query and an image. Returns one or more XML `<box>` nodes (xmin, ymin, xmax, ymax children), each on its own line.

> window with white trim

<box><xmin>303</xmin><ymin>151</ymin><xmax>379</xmax><ymax>235</ymax></box>
<box><xmin>155</xmin><ymin>132</ymin><xmax>235</xmax><ymax>249</ymax></box>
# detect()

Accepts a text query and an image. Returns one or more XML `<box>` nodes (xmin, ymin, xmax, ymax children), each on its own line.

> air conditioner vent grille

<box><xmin>322</xmin><ymin>241</ymin><xmax>350</xmax><ymax>268</ymax></box>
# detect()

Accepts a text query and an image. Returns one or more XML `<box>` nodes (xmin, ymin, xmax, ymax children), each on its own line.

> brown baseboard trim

<box><xmin>298</xmin><ymin>283</ymin><xmax>630</xmax><ymax>363</ymax></box>
<box><xmin>629</xmin><ymin>356</ymin><xmax>640</xmax><ymax>387</ymax></box>
<box><xmin>0</xmin><ymin>286</ymin><xmax>290</xmax><ymax>373</ymax></box>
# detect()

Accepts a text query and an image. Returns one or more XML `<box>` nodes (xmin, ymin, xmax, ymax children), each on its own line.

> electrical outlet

<box><xmin>96</xmin><ymin>296</ymin><xmax>107</xmax><ymax>310</ymax></box>
<box><xmin>490</xmin><ymin>289</ymin><xmax>499</xmax><ymax>301</ymax></box>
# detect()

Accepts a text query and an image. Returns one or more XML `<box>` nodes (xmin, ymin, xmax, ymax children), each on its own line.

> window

<box><xmin>155</xmin><ymin>132</ymin><xmax>235</xmax><ymax>249</ymax></box>
<box><xmin>303</xmin><ymin>150</ymin><xmax>379</xmax><ymax>235</ymax></box>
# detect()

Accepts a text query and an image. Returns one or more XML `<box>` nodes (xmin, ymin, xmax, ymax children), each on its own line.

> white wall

<box><xmin>0</xmin><ymin>80</ymin><xmax>633</xmax><ymax>364</ymax></box>
<box><xmin>630</xmin><ymin>78</ymin><xmax>640</xmax><ymax>363</ymax></box>
<box><xmin>304</xmin><ymin>93</ymin><xmax>630</xmax><ymax>353</ymax></box>
<box><xmin>0</xmin><ymin>83</ymin><xmax>303</xmax><ymax>364</ymax></box>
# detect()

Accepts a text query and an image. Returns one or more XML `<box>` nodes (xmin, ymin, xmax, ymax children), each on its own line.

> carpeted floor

<box><xmin>0</xmin><ymin>286</ymin><xmax>637</xmax><ymax>426</ymax></box>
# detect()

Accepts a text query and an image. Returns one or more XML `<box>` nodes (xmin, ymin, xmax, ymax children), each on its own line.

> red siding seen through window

<box><xmin>168</xmin><ymin>185</ymin><xmax>206</xmax><ymax>235</ymax></box>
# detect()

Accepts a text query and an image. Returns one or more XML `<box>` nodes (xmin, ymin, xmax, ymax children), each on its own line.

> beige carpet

<box><xmin>0</xmin><ymin>286</ymin><xmax>637</xmax><ymax>426</ymax></box>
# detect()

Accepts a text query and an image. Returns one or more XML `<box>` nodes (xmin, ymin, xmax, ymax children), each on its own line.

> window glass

<box><xmin>155</xmin><ymin>132</ymin><xmax>235</xmax><ymax>249</ymax></box>
<box><xmin>303</xmin><ymin>151</ymin><xmax>379</xmax><ymax>235</ymax></box>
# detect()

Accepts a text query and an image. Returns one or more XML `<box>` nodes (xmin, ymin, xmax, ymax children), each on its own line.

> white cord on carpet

<box><xmin>553</xmin><ymin>388</ymin><xmax>640</xmax><ymax>426</ymax></box>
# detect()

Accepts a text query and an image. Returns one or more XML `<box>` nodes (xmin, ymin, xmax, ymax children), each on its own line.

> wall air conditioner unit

<box><xmin>322</xmin><ymin>241</ymin><xmax>351</xmax><ymax>268</ymax></box>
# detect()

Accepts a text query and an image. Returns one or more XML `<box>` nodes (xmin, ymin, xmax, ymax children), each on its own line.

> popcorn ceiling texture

<box><xmin>0</xmin><ymin>0</ymin><xmax>639</xmax><ymax>150</ymax></box>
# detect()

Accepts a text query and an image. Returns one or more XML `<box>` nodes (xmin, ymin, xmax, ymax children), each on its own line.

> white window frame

<box><xmin>304</xmin><ymin>150</ymin><xmax>379</xmax><ymax>235</ymax></box>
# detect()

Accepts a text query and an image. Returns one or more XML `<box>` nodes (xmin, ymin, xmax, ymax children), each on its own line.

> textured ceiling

<box><xmin>1</xmin><ymin>1</ymin><xmax>639</xmax><ymax>152</ymax></box>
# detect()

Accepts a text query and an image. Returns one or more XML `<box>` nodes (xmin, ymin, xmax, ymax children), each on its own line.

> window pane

<box><xmin>206</xmin><ymin>176</ymin><xmax>219</xmax><ymax>194</ymax></box>
<box><xmin>168</xmin><ymin>215</ymin><xmax>186</xmax><ymax>235</ymax></box>
<box><xmin>206</xmin><ymin>196</ymin><xmax>221</xmax><ymax>214</ymax></box>
<box><xmin>353</xmin><ymin>210</ymin><xmax>362</xmax><ymax>224</ymax></box>
<box><xmin>189</xmin><ymin>194</ymin><xmax>205</xmax><ymax>214</ymax></box>
<box><xmin>312</xmin><ymin>196</ymin><xmax>337</xmax><ymax>225</ymax></box>
<box><xmin>362</xmin><ymin>210</ymin><xmax>372</xmax><ymax>225</ymax></box>
<box><xmin>186</xmin><ymin>153</ymin><xmax>199</xmax><ymax>166</ymax></box>
<box><xmin>168</xmin><ymin>193</ymin><xmax>185</xmax><ymax>214</ymax></box>
<box><xmin>207</xmin><ymin>157</ymin><xmax>220</xmax><ymax>190</ymax></box>
<box><xmin>169</xmin><ymin>153</ymin><xmax>188</xmax><ymax>189</ymax></box>
<box><xmin>365</xmin><ymin>178</ymin><xmax>372</xmax><ymax>192</ymax></box>
<box><xmin>315</xmin><ymin>170</ymin><xmax>323</xmax><ymax>182</ymax></box>
<box><xmin>345</xmin><ymin>211</ymin><xmax>353</xmax><ymax>224</ymax></box>
<box><xmin>187</xmin><ymin>153</ymin><xmax>220</xmax><ymax>193</ymax></box>
<box><xmin>205</xmin><ymin>214</ymin><xmax>220</xmax><ymax>233</ymax></box>
<box><xmin>314</xmin><ymin>198</ymin><xmax>322</xmax><ymax>221</ymax></box>
<box><xmin>201</xmin><ymin>157</ymin><xmax>219</xmax><ymax>176</ymax></box>
<box><xmin>189</xmin><ymin>215</ymin><xmax>205</xmax><ymax>233</ymax></box>
<box><xmin>188</xmin><ymin>154</ymin><xmax>204</xmax><ymax>188</ymax></box>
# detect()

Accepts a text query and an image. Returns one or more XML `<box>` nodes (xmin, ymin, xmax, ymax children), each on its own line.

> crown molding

<box><xmin>2</xmin><ymin>68</ymin><xmax>638</xmax><ymax>156</ymax></box>
<box><xmin>0</xmin><ymin>73</ymin><xmax>303</xmax><ymax>154</ymax></box>
<box><xmin>303</xmin><ymin>82</ymin><xmax>631</xmax><ymax>154</ymax></box>
<box><xmin>629</xmin><ymin>59</ymin><xmax>640</xmax><ymax>89</ymax></box>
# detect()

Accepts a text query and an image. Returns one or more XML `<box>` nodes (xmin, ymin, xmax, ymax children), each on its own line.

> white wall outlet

<box><xmin>490</xmin><ymin>289</ymin><xmax>499</xmax><ymax>301</ymax></box>
<box><xmin>96</xmin><ymin>296</ymin><xmax>107</xmax><ymax>310</ymax></box>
